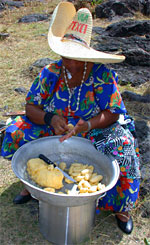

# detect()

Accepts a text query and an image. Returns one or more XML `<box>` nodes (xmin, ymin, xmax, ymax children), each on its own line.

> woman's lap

<box><xmin>97</xmin><ymin>177</ymin><xmax>140</xmax><ymax>212</ymax></box>
<box><xmin>1</xmin><ymin>118</ymin><xmax>140</xmax><ymax>212</ymax></box>
<box><xmin>1</xmin><ymin>116</ymin><xmax>54</xmax><ymax>159</ymax></box>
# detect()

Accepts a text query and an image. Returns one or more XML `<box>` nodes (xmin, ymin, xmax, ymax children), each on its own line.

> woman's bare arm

<box><xmin>25</xmin><ymin>103</ymin><xmax>46</xmax><ymax>125</ymax></box>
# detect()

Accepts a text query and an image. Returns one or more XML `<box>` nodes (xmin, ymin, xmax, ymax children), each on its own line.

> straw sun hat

<box><xmin>48</xmin><ymin>1</ymin><xmax>125</xmax><ymax>64</ymax></box>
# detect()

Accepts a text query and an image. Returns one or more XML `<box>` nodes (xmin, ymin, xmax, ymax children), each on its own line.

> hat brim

<box><xmin>48</xmin><ymin>2</ymin><xmax>125</xmax><ymax>64</ymax></box>
<box><xmin>48</xmin><ymin>33</ymin><xmax>125</xmax><ymax>64</ymax></box>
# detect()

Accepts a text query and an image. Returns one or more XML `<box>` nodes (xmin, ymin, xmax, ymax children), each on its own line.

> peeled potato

<box><xmin>90</xmin><ymin>175</ymin><xmax>103</xmax><ymax>183</ymax></box>
<box><xmin>27</xmin><ymin>158</ymin><xmax>64</xmax><ymax>189</ymax></box>
<box><xmin>59</xmin><ymin>162</ymin><xmax>66</xmax><ymax>171</ymax></box>
<box><xmin>68</xmin><ymin>123</ymin><xmax>74</xmax><ymax>130</ymax></box>
<box><xmin>44</xmin><ymin>187</ymin><xmax>55</xmax><ymax>193</ymax></box>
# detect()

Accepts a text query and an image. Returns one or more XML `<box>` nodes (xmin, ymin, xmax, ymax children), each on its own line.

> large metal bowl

<box><xmin>12</xmin><ymin>136</ymin><xmax>120</xmax><ymax>207</ymax></box>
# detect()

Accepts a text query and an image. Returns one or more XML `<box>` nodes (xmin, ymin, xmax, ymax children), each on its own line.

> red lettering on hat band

<box><xmin>68</xmin><ymin>21</ymin><xmax>88</xmax><ymax>34</ymax></box>
<box><xmin>68</xmin><ymin>21</ymin><xmax>77</xmax><ymax>31</ymax></box>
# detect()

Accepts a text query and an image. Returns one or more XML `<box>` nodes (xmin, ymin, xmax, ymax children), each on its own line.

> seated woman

<box><xmin>1</xmin><ymin>1</ymin><xmax>140</xmax><ymax>235</ymax></box>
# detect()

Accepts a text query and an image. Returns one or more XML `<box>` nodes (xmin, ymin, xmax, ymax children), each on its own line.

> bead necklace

<box><xmin>63</xmin><ymin>62</ymin><xmax>87</xmax><ymax>114</ymax></box>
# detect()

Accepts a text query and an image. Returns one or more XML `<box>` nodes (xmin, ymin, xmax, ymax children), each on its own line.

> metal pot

<box><xmin>12</xmin><ymin>136</ymin><xmax>120</xmax><ymax>245</ymax></box>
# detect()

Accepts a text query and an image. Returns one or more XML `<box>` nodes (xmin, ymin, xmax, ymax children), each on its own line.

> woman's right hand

<box><xmin>51</xmin><ymin>115</ymin><xmax>69</xmax><ymax>135</ymax></box>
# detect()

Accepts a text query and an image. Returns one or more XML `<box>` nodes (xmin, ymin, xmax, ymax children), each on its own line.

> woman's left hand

<box><xmin>59</xmin><ymin>119</ymin><xmax>89</xmax><ymax>142</ymax></box>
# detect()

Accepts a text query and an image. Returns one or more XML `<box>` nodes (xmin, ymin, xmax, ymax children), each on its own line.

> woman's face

<box><xmin>62</xmin><ymin>57</ymin><xmax>86</xmax><ymax>74</ymax></box>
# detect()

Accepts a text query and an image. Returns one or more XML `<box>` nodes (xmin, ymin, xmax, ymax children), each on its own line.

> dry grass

<box><xmin>0</xmin><ymin>156</ymin><xmax>150</xmax><ymax>245</ymax></box>
<box><xmin>0</xmin><ymin>1</ymin><xmax>150</xmax><ymax>244</ymax></box>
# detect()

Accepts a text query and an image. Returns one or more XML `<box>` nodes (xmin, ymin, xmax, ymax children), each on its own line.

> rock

<box><xmin>92</xmin><ymin>20</ymin><xmax>150</xmax><ymax>86</ymax></box>
<box><xmin>121</xmin><ymin>91</ymin><xmax>150</xmax><ymax>103</ymax></box>
<box><xmin>14</xmin><ymin>87</ymin><xmax>27</xmax><ymax>94</ymax></box>
<box><xmin>18</xmin><ymin>13</ymin><xmax>50</xmax><ymax>23</ymax></box>
<box><xmin>95</xmin><ymin>0</ymin><xmax>150</xmax><ymax>19</ymax></box>
<box><xmin>29</xmin><ymin>57</ymin><xmax>54</xmax><ymax>70</ymax></box>
<box><xmin>141</xmin><ymin>0</ymin><xmax>150</xmax><ymax>16</ymax></box>
<box><xmin>107</xmin><ymin>64</ymin><xmax>150</xmax><ymax>86</ymax></box>
<box><xmin>105</xmin><ymin>20</ymin><xmax>150</xmax><ymax>37</ymax></box>
<box><xmin>95</xmin><ymin>1</ymin><xmax>133</xmax><ymax>19</ymax></box>
<box><xmin>0</xmin><ymin>0</ymin><xmax>5</xmax><ymax>11</ymax></box>
<box><xmin>29</xmin><ymin>58</ymin><xmax>54</xmax><ymax>75</ymax></box>
<box><xmin>1</xmin><ymin>0</ymin><xmax>24</xmax><ymax>9</ymax></box>
<box><xmin>141</xmin><ymin>201</ymin><xmax>150</xmax><ymax>218</ymax></box>
<box><xmin>0</xmin><ymin>33</ymin><xmax>9</xmax><ymax>40</ymax></box>
<box><xmin>135</xmin><ymin>120</ymin><xmax>150</xmax><ymax>165</ymax></box>
<box><xmin>123</xmin><ymin>47</ymin><xmax>150</xmax><ymax>66</ymax></box>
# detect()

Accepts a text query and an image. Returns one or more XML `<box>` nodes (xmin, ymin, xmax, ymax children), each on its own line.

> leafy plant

<box><xmin>144</xmin><ymin>238</ymin><xmax>150</xmax><ymax>245</ymax></box>
<box><xmin>91</xmin><ymin>0</ymin><xmax>104</xmax><ymax>6</ymax></box>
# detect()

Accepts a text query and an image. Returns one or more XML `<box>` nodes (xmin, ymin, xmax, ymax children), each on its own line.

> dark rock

<box><xmin>134</xmin><ymin>120</ymin><xmax>150</xmax><ymax>166</ymax></box>
<box><xmin>135</xmin><ymin>120</ymin><xmax>150</xmax><ymax>142</ymax></box>
<box><xmin>14</xmin><ymin>87</ymin><xmax>27</xmax><ymax>94</ymax></box>
<box><xmin>95</xmin><ymin>0</ymin><xmax>150</xmax><ymax>19</ymax></box>
<box><xmin>123</xmin><ymin>48</ymin><xmax>150</xmax><ymax>66</ymax></box>
<box><xmin>141</xmin><ymin>0</ymin><xmax>150</xmax><ymax>16</ymax></box>
<box><xmin>121</xmin><ymin>91</ymin><xmax>150</xmax><ymax>103</ymax></box>
<box><xmin>18</xmin><ymin>13</ymin><xmax>50</xmax><ymax>23</ymax></box>
<box><xmin>92</xmin><ymin>28</ymin><xmax>150</xmax><ymax>67</ymax></box>
<box><xmin>0</xmin><ymin>0</ymin><xmax>5</xmax><ymax>11</ymax></box>
<box><xmin>92</xmin><ymin>19</ymin><xmax>150</xmax><ymax>85</ymax></box>
<box><xmin>105</xmin><ymin>20</ymin><xmax>150</xmax><ymax>37</ymax></box>
<box><xmin>95</xmin><ymin>1</ymin><xmax>134</xmax><ymax>19</ymax></box>
<box><xmin>1</xmin><ymin>0</ymin><xmax>24</xmax><ymax>9</ymax></box>
<box><xmin>141</xmin><ymin>201</ymin><xmax>150</xmax><ymax>218</ymax></box>
<box><xmin>29</xmin><ymin>58</ymin><xmax>54</xmax><ymax>71</ymax></box>
<box><xmin>0</xmin><ymin>32</ymin><xmax>9</xmax><ymax>40</ymax></box>
<box><xmin>32</xmin><ymin>58</ymin><xmax>54</xmax><ymax>68</ymax></box>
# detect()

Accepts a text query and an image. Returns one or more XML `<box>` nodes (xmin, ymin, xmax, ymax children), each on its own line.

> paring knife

<box><xmin>39</xmin><ymin>154</ymin><xmax>76</xmax><ymax>183</ymax></box>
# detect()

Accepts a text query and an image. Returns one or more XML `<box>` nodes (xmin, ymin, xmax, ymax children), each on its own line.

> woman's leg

<box><xmin>1</xmin><ymin>115</ymin><xmax>54</xmax><ymax>203</ymax></box>
<box><xmin>97</xmin><ymin>177</ymin><xmax>140</xmax><ymax>233</ymax></box>
<box><xmin>1</xmin><ymin>115</ymin><xmax>54</xmax><ymax>159</ymax></box>
<box><xmin>88</xmin><ymin>123</ymin><xmax>140</xmax><ymax>233</ymax></box>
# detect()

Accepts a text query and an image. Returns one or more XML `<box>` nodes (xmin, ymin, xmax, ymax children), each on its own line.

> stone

<box><xmin>18</xmin><ymin>13</ymin><xmax>50</xmax><ymax>23</ymax></box>
<box><xmin>95</xmin><ymin>1</ymin><xmax>133</xmax><ymax>19</ymax></box>
<box><xmin>14</xmin><ymin>87</ymin><xmax>27</xmax><ymax>94</ymax></box>
<box><xmin>105</xmin><ymin>20</ymin><xmax>150</xmax><ymax>37</ymax></box>
<box><xmin>29</xmin><ymin>58</ymin><xmax>55</xmax><ymax>75</ymax></box>
<box><xmin>1</xmin><ymin>0</ymin><xmax>24</xmax><ymax>9</ymax></box>
<box><xmin>121</xmin><ymin>91</ymin><xmax>150</xmax><ymax>103</ymax></box>
<box><xmin>31</xmin><ymin>58</ymin><xmax>54</xmax><ymax>68</ymax></box>
<box><xmin>95</xmin><ymin>0</ymin><xmax>150</xmax><ymax>19</ymax></box>
<box><xmin>0</xmin><ymin>33</ymin><xmax>9</xmax><ymax>40</ymax></box>
<box><xmin>92</xmin><ymin>20</ymin><xmax>150</xmax><ymax>86</ymax></box>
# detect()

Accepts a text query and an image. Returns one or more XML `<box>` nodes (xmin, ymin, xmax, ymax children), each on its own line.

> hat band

<box><xmin>61</xmin><ymin>34</ymin><xmax>89</xmax><ymax>48</ymax></box>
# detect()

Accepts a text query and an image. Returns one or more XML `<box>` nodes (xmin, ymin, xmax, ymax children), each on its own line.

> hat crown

<box><xmin>63</xmin><ymin>8</ymin><xmax>93</xmax><ymax>46</ymax></box>
<box><xmin>48</xmin><ymin>2</ymin><xmax>125</xmax><ymax>64</ymax></box>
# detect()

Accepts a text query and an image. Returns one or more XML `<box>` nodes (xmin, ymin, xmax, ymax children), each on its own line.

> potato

<box><xmin>88</xmin><ymin>185</ymin><xmax>98</xmax><ymax>193</ymax></box>
<box><xmin>90</xmin><ymin>175</ymin><xmax>103</xmax><ymax>183</ymax></box>
<box><xmin>59</xmin><ymin>162</ymin><xmax>66</xmax><ymax>171</ymax></box>
<box><xmin>44</xmin><ymin>187</ymin><xmax>55</xmax><ymax>193</ymax></box>
<box><xmin>97</xmin><ymin>183</ymin><xmax>105</xmax><ymax>191</ymax></box>
<box><xmin>65</xmin><ymin>177</ymin><xmax>74</xmax><ymax>184</ymax></box>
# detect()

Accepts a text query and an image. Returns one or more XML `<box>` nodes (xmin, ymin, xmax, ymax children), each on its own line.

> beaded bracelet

<box><xmin>44</xmin><ymin>112</ymin><xmax>55</xmax><ymax>126</ymax></box>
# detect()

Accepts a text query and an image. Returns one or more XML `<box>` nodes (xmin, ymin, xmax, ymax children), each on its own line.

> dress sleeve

<box><xmin>26</xmin><ymin>62</ymin><xmax>60</xmax><ymax>105</ymax></box>
<box><xmin>93</xmin><ymin>64</ymin><xmax>127</xmax><ymax>114</ymax></box>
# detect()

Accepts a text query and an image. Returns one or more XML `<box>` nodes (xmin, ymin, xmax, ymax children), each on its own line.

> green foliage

<box><xmin>91</xmin><ymin>0</ymin><xmax>104</xmax><ymax>6</ymax></box>
<box><xmin>144</xmin><ymin>238</ymin><xmax>150</xmax><ymax>245</ymax></box>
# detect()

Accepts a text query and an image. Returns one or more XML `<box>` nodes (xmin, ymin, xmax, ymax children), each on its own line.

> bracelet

<box><xmin>44</xmin><ymin>112</ymin><xmax>55</xmax><ymax>126</ymax></box>
<box><xmin>87</xmin><ymin>120</ymin><xmax>91</xmax><ymax>132</ymax></box>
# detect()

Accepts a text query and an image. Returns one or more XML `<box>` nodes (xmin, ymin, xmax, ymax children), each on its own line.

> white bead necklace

<box><xmin>63</xmin><ymin>62</ymin><xmax>87</xmax><ymax>114</ymax></box>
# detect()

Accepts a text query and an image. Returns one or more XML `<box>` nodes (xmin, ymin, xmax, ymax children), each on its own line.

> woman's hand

<box><xmin>51</xmin><ymin>115</ymin><xmax>69</xmax><ymax>135</ymax></box>
<box><xmin>59</xmin><ymin>119</ymin><xmax>89</xmax><ymax>142</ymax></box>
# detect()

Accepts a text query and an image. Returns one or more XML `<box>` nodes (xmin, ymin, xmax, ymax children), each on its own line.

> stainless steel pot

<box><xmin>12</xmin><ymin>136</ymin><xmax>120</xmax><ymax>245</ymax></box>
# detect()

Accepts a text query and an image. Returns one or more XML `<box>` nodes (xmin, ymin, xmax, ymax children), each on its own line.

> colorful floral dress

<box><xmin>1</xmin><ymin>59</ymin><xmax>140</xmax><ymax>212</ymax></box>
